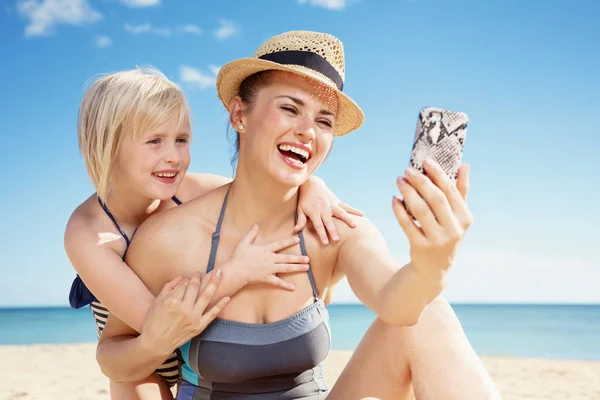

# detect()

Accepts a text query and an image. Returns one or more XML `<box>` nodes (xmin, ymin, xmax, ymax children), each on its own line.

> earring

<box><xmin>238</xmin><ymin>125</ymin><xmax>243</xmax><ymax>130</ymax></box>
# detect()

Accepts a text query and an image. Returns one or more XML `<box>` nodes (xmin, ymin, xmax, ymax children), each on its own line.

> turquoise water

<box><xmin>1</xmin><ymin>304</ymin><xmax>599</xmax><ymax>360</ymax></box>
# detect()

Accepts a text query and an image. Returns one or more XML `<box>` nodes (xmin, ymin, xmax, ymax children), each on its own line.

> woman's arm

<box><xmin>335</xmin><ymin>161</ymin><xmax>473</xmax><ymax>326</ymax></box>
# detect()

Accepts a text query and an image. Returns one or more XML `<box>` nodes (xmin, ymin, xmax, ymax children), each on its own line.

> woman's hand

<box><xmin>138</xmin><ymin>272</ymin><xmax>229</xmax><ymax>357</ymax></box>
<box><xmin>224</xmin><ymin>225</ymin><xmax>311</xmax><ymax>291</ymax></box>
<box><xmin>392</xmin><ymin>160</ymin><xmax>473</xmax><ymax>281</ymax></box>
<box><xmin>296</xmin><ymin>176</ymin><xmax>364</xmax><ymax>245</ymax></box>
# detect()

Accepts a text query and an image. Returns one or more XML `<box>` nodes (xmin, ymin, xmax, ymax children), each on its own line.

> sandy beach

<box><xmin>1</xmin><ymin>344</ymin><xmax>599</xmax><ymax>399</ymax></box>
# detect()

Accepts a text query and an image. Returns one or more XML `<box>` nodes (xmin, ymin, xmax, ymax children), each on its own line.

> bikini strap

<box><xmin>295</xmin><ymin>210</ymin><xmax>320</xmax><ymax>300</ymax></box>
<box><xmin>172</xmin><ymin>195</ymin><xmax>182</xmax><ymax>205</ymax></box>
<box><xmin>206</xmin><ymin>187</ymin><xmax>231</xmax><ymax>273</ymax></box>
<box><xmin>97</xmin><ymin>196</ymin><xmax>131</xmax><ymax>247</ymax></box>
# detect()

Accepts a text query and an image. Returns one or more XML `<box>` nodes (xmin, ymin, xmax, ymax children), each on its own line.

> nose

<box><xmin>294</xmin><ymin>115</ymin><xmax>316</xmax><ymax>141</ymax></box>
<box><xmin>162</xmin><ymin>142</ymin><xmax>181</xmax><ymax>165</ymax></box>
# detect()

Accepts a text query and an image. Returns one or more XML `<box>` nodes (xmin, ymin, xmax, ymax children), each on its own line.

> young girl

<box><xmin>64</xmin><ymin>67</ymin><xmax>362</xmax><ymax>399</ymax></box>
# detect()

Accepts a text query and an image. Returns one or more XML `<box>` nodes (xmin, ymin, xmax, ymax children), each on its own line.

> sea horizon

<box><xmin>2</xmin><ymin>303</ymin><xmax>599</xmax><ymax>362</ymax></box>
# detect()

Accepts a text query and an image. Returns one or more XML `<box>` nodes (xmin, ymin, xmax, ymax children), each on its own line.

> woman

<box><xmin>65</xmin><ymin>67</ymin><xmax>364</xmax><ymax>399</ymax></box>
<box><xmin>96</xmin><ymin>31</ymin><xmax>500</xmax><ymax>399</ymax></box>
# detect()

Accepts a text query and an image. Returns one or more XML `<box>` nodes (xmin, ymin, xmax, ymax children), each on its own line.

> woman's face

<box><xmin>236</xmin><ymin>71</ymin><xmax>338</xmax><ymax>188</ymax></box>
<box><xmin>114</xmin><ymin>113</ymin><xmax>191</xmax><ymax>200</ymax></box>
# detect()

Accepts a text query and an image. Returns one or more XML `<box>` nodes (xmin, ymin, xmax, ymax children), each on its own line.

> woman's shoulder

<box><xmin>136</xmin><ymin>184</ymin><xmax>230</xmax><ymax>245</ymax></box>
<box><xmin>177</xmin><ymin>172</ymin><xmax>232</xmax><ymax>200</ymax></box>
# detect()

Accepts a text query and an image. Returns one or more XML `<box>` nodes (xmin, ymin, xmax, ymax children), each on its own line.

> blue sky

<box><xmin>1</xmin><ymin>0</ymin><xmax>598</xmax><ymax>307</ymax></box>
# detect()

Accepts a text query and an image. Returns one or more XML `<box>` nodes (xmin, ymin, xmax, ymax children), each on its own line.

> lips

<box><xmin>277</xmin><ymin>142</ymin><xmax>311</xmax><ymax>168</ymax></box>
<box><xmin>152</xmin><ymin>170</ymin><xmax>178</xmax><ymax>184</ymax></box>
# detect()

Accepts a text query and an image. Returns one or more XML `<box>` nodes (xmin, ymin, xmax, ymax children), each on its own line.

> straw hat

<box><xmin>216</xmin><ymin>30</ymin><xmax>364</xmax><ymax>136</ymax></box>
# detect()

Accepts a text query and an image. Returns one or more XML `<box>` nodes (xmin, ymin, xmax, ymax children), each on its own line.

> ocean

<box><xmin>1</xmin><ymin>304</ymin><xmax>598</xmax><ymax>360</ymax></box>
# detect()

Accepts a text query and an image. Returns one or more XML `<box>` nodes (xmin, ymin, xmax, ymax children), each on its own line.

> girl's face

<box><xmin>114</xmin><ymin>113</ymin><xmax>191</xmax><ymax>200</ymax></box>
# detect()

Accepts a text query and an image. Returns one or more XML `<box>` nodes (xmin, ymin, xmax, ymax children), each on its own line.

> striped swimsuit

<box><xmin>177</xmin><ymin>190</ymin><xmax>332</xmax><ymax>399</ymax></box>
<box><xmin>68</xmin><ymin>195</ymin><xmax>182</xmax><ymax>386</ymax></box>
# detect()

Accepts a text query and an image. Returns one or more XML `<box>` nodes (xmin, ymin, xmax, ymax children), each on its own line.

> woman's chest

<box><xmin>191</xmin><ymin>228</ymin><xmax>338</xmax><ymax>325</ymax></box>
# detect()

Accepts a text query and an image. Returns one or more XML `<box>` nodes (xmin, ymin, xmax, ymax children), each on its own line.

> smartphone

<box><xmin>408</xmin><ymin>107</ymin><xmax>469</xmax><ymax>180</ymax></box>
<box><xmin>404</xmin><ymin>107</ymin><xmax>469</xmax><ymax>219</ymax></box>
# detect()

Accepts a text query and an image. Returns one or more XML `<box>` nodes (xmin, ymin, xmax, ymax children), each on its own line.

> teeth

<box><xmin>155</xmin><ymin>172</ymin><xmax>176</xmax><ymax>178</ymax></box>
<box><xmin>278</xmin><ymin>144</ymin><xmax>309</xmax><ymax>160</ymax></box>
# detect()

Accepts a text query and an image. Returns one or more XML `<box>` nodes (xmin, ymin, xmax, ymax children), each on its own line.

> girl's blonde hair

<box><xmin>78</xmin><ymin>67</ymin><xmax>190</xmax><ymax>200</ymax></box>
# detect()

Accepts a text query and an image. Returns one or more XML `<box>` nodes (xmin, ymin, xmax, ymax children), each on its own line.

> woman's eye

<box><xmin>147</xmin><ymin>139</ymin><xmax>160</xmax><ymax>144</ymax></box>
<box><xmin>281</xmin><ymin>106</ymin><xmax>298</xmax><ymax>114</ymax></box>
<box><xmin>318</xmin><ymin>119</ymin><xmax>333</xmax><ymax>128</ymax></box>
<box><xmin>176</xmin><ymin>138</ymin><xmax>188</xmax><ymax>143</ymax></box>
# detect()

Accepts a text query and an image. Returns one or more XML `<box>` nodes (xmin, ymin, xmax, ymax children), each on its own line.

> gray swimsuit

<box><xmin>177</xmin><ymin>191</ymin><xmax>332</xmax><ymax>399</ymax></box>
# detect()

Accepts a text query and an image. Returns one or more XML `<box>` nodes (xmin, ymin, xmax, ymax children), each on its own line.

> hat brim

<box><xmin>216</xmin><ymin>58</ymin><xmax>364</xmax><ymax>136</ymax></box>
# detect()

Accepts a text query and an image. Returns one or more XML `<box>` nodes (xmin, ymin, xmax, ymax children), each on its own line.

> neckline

<box><xmin>210</xmin><ymin>298</ymin><xmax>325</xmax><ymax>329</ymax></box>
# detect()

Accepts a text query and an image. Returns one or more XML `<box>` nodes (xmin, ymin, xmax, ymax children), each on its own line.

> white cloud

<box><xmin>152</xmin><ymin>27</ymin><xmax>171</xmax><ymax>36</ymax></box>
<box><xmin>124</xmin><ymin>23</ymin><xmax>171</xmax><ymax>36</ymax></box>
<box><xmin>178</xmin><ymin>24</ymin><xmax>202</xmax><ymax>35</ymax></box>
<box><xmin>297</xmin><ymin>0</ymin><xmax>350</xmax><ymax>10</ymax></box>
<box><xmin>208</xmin><ymin>65</ymin><xmax>221</xmax><ymax>76</ymax></box>
<box><xmin>179</xmin><ymin>65</ymin><xmax>217</xmax><ymax>90</ymax></box>
<box><xmin>119</xmin><ymin>0</ymin><xmax>160</xmax><ymax>7</ymax></box>
<box><xmin>213</xmin><ymin>19</ymin><xmax>239</xmax><ymax>40</ymax></box>
<box><xmin>17</xmin><ymin>0</ymin><xmax>102</xmax><ymax>37</ymax></box>
<box><xmin>95</xmin><ymin>35</ymin><xmax>112</xmax><ymax>48</ymax></box>
<box><xmin>124</xmin><ymin>22</ymin><xmax>151</xmax><ymax>34</ymax></box>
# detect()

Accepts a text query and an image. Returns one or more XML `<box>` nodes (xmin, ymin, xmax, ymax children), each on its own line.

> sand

<box><xmin>1</xmin><ymin>344</ymin><xmax>599</xmax><ymax>399</ymax></box>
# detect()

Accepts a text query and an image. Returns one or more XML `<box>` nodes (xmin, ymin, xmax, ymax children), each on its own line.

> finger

<box><xmin>321</xmin><ymin>213</ymin><xmax>340</xmax><ymax>242</ymax></box>
<box><xmin>182</xmin><ymin>272</ymin><xmax>202</xmax><ymax>308</ymax></box>
<box><xmin>195</xmin><ymin>296</ymin><xmax>230</xmax><ymax>332</ymax></box>
<box><xmin>273</xmin><ymin>263</ymin><xmax>310</xmax><ymax>274</ymax></box>
<box><xmin>275</xmin><ymin>254</ymin><xmax>310</xmax><ymax>264</ymax></box>
<box><xmin>267</xmin><ymin>235</ymin><xmax>300</xmax><ymax>252</ymax></box>
<box><xmin>240</xmin><ymin>224</ymin><xmax>259</xmax><ymax>245</ymax></box>
<box><xmin>339</xmin><ymin>203</ymin><xmax>364</xmax><ymax>216</ymax></box>
<box><xmin>311</xmin><ymin>214</ymin><xmax>329</xmax><ymax>245</ymax></box>
<box><xmin>265</xmin><ymin>275</ymin><xmax>296</xmax><ymax>291</ymax></box>
<box><xmin>199</xmin><ymin>271</ymin><xmax>212</xmax><ymax>292</ymax></box>
<box><xmin>293</xmin><ymin>209</ymin><xmax>308</xmax><ymax>232</ymax></box>
<box><xmin>423</xmin><ymin>159</ymin><xmax>467</xmax><ymax>214</ymax></box>
<box><xmin>332</xmin><ymin>205</ymin><xmax>357</xmax><ymax>228</ymax></box>
<box><xmin>455</xmin><ymin>163</ymin><xmax>474</xmax><ymax>228</ymax></box>
<box><xmin>156</xmin><ymin>276</ymin><xmax>184</xmax><ymax>300</ymax></box>
<box><xmin>456</xmin><ymin>163</ymin><xmax>471</xmax><ymax>202</ymax></box>
<box><xmin>168</xmin><ymin>278</ymin><xmax>190</xmax><ymax>301</ymax></box>
<box><xmin>403</xmin><ymin>167</ymin><xmax>455</xmax><ymax>229</ymax></box>
<box><xmin>193</xmin><ymin>269</ymin><xmax>223</xmax><ymax>312</ymax></box>
<box><xmin>397</xmin><ymin>176</ymin><xmax>441</xmax><ymax>237</ymax></box>
<box><xmin>392</xmin><ymin>195</ymin><xmax>425</xmax><ymax>244</ymax></box>
<box><xmin>274</xmin><ymin>253</ymin><xmax>310</xmax><ymax>264</ymax></box>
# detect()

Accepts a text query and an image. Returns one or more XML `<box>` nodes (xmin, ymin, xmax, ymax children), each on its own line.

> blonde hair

<box><xmin>78</xmin><ymin>67</ymin><xmax>190</xmax><ymax>200</ymax></box>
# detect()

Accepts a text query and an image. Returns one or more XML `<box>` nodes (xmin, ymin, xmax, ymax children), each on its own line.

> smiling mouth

<box><xmin>277</xmin><ymin>144</ymin><xmax>310</xmax><ymax>166</ymax></box>
<box><xmin>152</xmin><ymin>171</ymin><xmax>178</xmax><ymax>182</ymax></box>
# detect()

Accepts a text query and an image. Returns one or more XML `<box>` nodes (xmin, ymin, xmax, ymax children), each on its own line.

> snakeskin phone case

<box><xmin>409</xmin><ymin>107</ymin><xmax>469</xmax><ymax>180</ymax></box>
<box><xmin>404</xmin><ymin>107</ymin><xmax>468</xmax><ymax>220</ymax></box>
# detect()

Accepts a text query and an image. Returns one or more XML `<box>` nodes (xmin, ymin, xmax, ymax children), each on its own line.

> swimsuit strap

<box><xmin>206</xmin><ymin>187</ymin><xmax>231</xmax><ymax>273</ymax></box>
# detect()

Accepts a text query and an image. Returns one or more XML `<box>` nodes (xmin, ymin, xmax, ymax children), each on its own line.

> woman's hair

<box><xmin>228</xmin><ymin>71</ymin><xmax>275</xmax><ymax>166</ymax></box>
<box><xmin>78</xmin><ymin>67</ymin><xmax>190</xmax><ymax>200</ymax></box>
